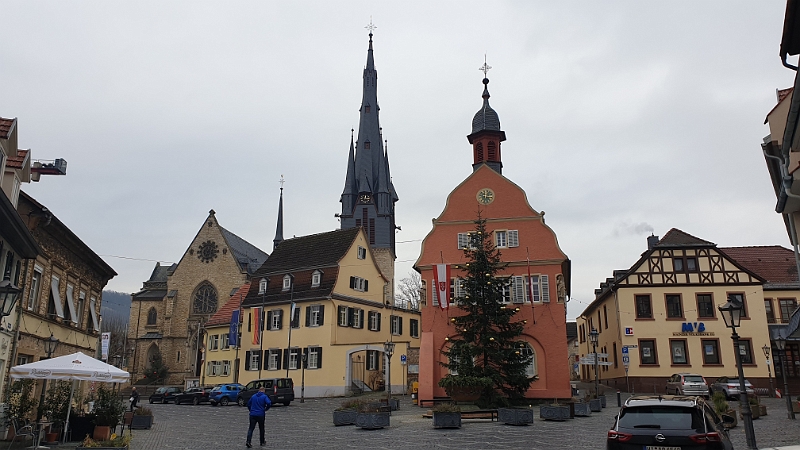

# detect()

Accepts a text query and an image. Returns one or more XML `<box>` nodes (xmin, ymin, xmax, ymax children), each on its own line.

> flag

<box><xmin>434</xmin><ymin>264</ymin><xmax>451</xmax><ymax>310</ymax></box>
<box><xmin>290</xmin><ymin>302</ymin><xmax>296</xmax><ymax>326</ymax></box>
<box><xmin>252</xmin><ymin>307</ymin><xmax>261</xmax><ymax>345</ymax></box>
<box><xmin>229</xmin><ymin>309</ymin><xmax>240</xmax><ymax>347</ymax></box>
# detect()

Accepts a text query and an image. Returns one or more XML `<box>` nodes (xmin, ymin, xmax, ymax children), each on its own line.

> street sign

<box><xmin>622</xmin><ymin>355</ymin><xmax>630</xmax><ymax>365</ymax></box>
<box><xmin>400</xmin><ymin>354</ymin><xmax>407</xmax><ymax>363</ymax></box>
<box><xmin>623</xmin><ymin>345</ymin><xmax>638</xmax><ymax>349</ymax></box>
<box><xmin>621</xmin><ymin>347</ymin><xmax>629</xmax><ymax>354</ymax></box>
<box><xmin>598</xmin><ymin>362</ymin><xmax>613</xmax><ymax>366</ymax></box>
<box><xmin>595</xmin><ymin>353</ymin><xmax>608</xmax><ymax>358</ymax></box>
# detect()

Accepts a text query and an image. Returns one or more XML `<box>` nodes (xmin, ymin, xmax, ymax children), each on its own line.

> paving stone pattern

<box><xmin>127</xmin><ymin>395</ymin><xmax>800</xmax><ymax>449</ymax></box>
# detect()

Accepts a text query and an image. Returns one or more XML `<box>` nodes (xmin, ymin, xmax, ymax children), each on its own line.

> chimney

<box><xmin>647</xmin><ymin>234</ymin><xmax>659</xmax><ymax>250</ymax></box>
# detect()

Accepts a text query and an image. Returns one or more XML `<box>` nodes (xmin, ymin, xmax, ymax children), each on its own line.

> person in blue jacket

<box><xmin>246</xmin><ymin>386</ymin><xmax>271</xmax><ymax>448</ymax></box>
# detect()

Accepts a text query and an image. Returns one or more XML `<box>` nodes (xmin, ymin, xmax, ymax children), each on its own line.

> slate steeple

<box><xmin>467</xmin><ymin>61</ymin><xmax>506</xmax><ymax>174</ymax></box>
<box><xmin>339</xmin><ymin>25</ymin><xmax>398</xmax><ymax>257</ymax></box>
<box><xmin>273</xmin><ymin>177</ymin><xmax>284</xmax><ymax>251</ymax></box>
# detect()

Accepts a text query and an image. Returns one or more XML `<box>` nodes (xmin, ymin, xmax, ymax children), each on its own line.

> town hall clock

<box><xmin>476</xmin><ymin>188</ymin><xmax>495</xmax><ymax>205</ymax></box>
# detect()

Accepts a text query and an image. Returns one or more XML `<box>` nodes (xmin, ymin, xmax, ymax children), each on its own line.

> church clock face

<box><xmin>476</xmin><ymin>188</ymin><xmax>495</xmax><ymax>205</ymax></box>
<box><xmin>197</xmin><ymin>240</ymin><xmax>218</xmax><ymax>263</ymax></box>
<box><xmin>359</xmin><ymin>193</ymin><xmax>372</xmax><ymax>204</ymax></box>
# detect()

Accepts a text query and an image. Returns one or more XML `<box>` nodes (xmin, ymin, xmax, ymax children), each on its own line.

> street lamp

<box><xmin>589</xmin><ymin>327</ymin><xmax>599</xmax><ymax>398</ymax></box>
<box><xmin>763</xmin><ymin>344</ymin><xmax>774</xmax><ymax>398</ymax></box>
<box><xmin>718</xmin><ymin>297</ymin><xmax>757</xmax><ymax>449</ymax></box>
<box><xmin>36</xmin><ymin>334</ymin><xmax>60</xmax><ymax>422</ymax></box>
<box><xmin>384</xmin><ymin>341</ymin><xmax>395</xmax><ymax>406</ymax></box>
<box><xmin>300</xmin><ymin>352</ymin><xmax>307</xmax><ymax>403</ymax></box>
<box><xmin>775</xmin><ymin>335</ymin><xmax>796</xmax><ymax>420</ymax></box>
<box><xmin>0</xmin><ymin>274</ymin><xmax>22</xmax><ymax>317</ymax></box>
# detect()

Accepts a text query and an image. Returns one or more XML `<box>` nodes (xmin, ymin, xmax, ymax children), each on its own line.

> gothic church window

<box><xmin>193</xmin><ymin>282</ymin><xmax>218</xmax><ymax>314</ymax></box>
<box><xmin>147</xmin><ymin>307</ymin><xmax>157</xmax><ymax>325</ymax></box>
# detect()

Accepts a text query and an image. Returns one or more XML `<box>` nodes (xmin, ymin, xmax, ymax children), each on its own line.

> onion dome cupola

<box><xmin>467</xmin><ymin>70</ymin><xmax>506</xmax><ymax>174</ymax></box>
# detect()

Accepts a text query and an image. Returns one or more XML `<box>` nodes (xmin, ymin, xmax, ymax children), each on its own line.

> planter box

<box><xmin>599</xmin><ymin>395</ymin><xmax>606</xmax><ymax>408</ymax></box>
<box><xmin>573</xmin><ymin>402</ymin><xmax>592</xmax><ymax>417</ymax></box>
<box><xmin>93</xmin><ymin>425</ymin><xmax>112</xmax><ymax>441</ymax></box>
<box><xmin>498</xmin><ymin>407</ymin><xmax>534</xmax><ymax>426</ymax></box>
<box><xmin>589</xmin><ymin>399</ymin><xmax>602</xmax><ymax>412</ymax></box>
<box><xmin>432</xmin><ymin>411</ymin><xmax>461</xmax><ymax>429</ymax></box>
<box><xmin>759</xmin><ymin>404</ymin><xmax>767</xmax><ymax>416</ymax></box>
<box><xmin>333</xmin><ymin>410</ymin><xmax>358</xmax><ymax>426</ymax></box>
<box><xmin>77</xmin><ymin>446</ymin><xmax>128</xmax><ymax>450</ymax></box>
<box><xmin>130</xmin><ymin>414</ymin><xmax>153</xmax><ymax>430</ymax></box>
<box><xmin>722</xmin><ymin>410</ymin><xmax>738</xmax><ymax>429</ymax></box>
<box><xmin>793</xmin><ymin>401</ymin><xmax>800</xmax><ymax>414</ymax></box>
<box><xmin>540</xmin><ymin>405</ymin><xmax>571</xmax><ymax>421</ymax></box>
<box><xmin>355</xmin><ymin>412</ymin><xmax>390</xmax><ymax>429</ymax></box>
<box><xmin>69</xmin><ymin>416</ymin><xmax>95</xmax><ymax>442</ymax></box>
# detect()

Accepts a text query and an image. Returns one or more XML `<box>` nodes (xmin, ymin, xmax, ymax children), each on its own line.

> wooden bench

<box><xmin>460</xmin><ymin>409</ymin><xmax>498</xmax><ymax>421</ymax></box>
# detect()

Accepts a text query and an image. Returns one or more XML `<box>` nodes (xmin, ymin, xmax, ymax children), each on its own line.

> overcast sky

<box><xmin>2</xmin><ymin>2</ymin><xmax>795</xmax><ymax>320</ymax></box>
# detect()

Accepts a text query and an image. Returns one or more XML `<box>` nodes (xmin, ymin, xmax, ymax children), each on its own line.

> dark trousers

<box><xmin>247</xmin><ymin>414</ymin><xmax>265</xmax><ymax>445</ymax></box>
<box><xmin>130</xmin><ymin>399</ymin><xmax>138</xmax><ymax>411</ymax></box>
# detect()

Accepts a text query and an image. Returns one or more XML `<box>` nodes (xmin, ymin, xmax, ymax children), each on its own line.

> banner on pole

<box><xmin>433</xmin><ymin>264</ymin><xmax>451</xmax><ymax>310</ymax></box>
<box><xmin>101</xmin><ymin>332</ymin><xmax>111</xmax><ymax>361</ymax></box>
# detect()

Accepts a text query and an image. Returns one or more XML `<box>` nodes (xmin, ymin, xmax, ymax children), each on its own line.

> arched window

<box><xmin>518</xmin><ymin>342</ymin><xmax>537</xmax><ymax>377</ymax></box>
<box><xmin>192</xmin><ymin>282</ymin><xmax>218</xmax><ymax>314</ymax></box>
<box><xmin>147</xmin><ymin>307</ymin><xmax>157</xmax><ymax>325</ymax></box>
<box><xmin>476</xmin><ymin>142</ymin><xmax>484</xmax><ymax>162</ymax></box>
<box><xmin>487</xmin><ymin>141</ymin><xmax>497</xmax><ymax>160</ymax></box>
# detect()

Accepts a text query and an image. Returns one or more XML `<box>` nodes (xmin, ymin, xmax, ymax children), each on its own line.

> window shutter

<box><xmin>364</xmin><ymin>280</ymin><xmax>369</xmax><ymax>292</ymax></box>
<box><xmin>398</xmin><ymin>317</ymin><xmax>403</xmax><ymax>335</ymax></box>
<box><xmin>513</xmin><ymin>276</ymin><xmax>525</xmax><ymax>303</ymax></box>
<box><xmin>248</xmin><ymin>313</ymin><xmax>252</xmax><ymax>332</ymax></box>
<box><xmin>318</xmin><ymin>305</ymin><xmax>325</xmax><ymax>325</ymax></box>
<box><xmin>263</xmin><ymin>350</ymin><xmax>269</xmax><ymax>368</ymax></box>
<box><xmin>276</xmin><ymin>350</ymin><xmax>282</xmax><ymax>371</ymax></box>
<box><xmin>347</xmin><ymin>307</ymin><xmax>354</xmax><ymax>326</ymax></box>
<box><xmin>350</xmin><ymin>276</ymin><xmax>355</xmax><ymax>289</ymax></box>
<box><xmin>244</xmin><ymin>351</ymin><xmax>252</xmax><ymax>371</ymax></box>
<box><xmin>278</xmin><ymin>310</ymin><xmax>283</xmax><ymax>329</ymax></box>
<box><xmin>508</xmin><ymin>230</ymin><xmax>519</xmax><ymax>248</ymax></box>
<box><xmin>255</xmin><ymin>351</ymin><xmax>262</xmax><ymax>370</ymax></box>
<box><xmin>302</xmin><ymin>347</ymin><xmax>308</xmax><ymax>369</ymax></box>
<box><xmin>458</xmin><ymin>233</ymin><xmax>468</xmax><ymax>249</ymax></box>
<box><xmin>542</xmin><ymin>275</ymin><xmax>550</xmax><ymax>303</ymax></box>
<box><xmin>261</xmin><ymin>309</ymin><xmax>266</xmax><ymax>331</ymax></box>
<box><xmin>293</xmin><ymin>308</ymin><xmax>300</xmax><ymax>328</ymax></box>
<box><xmin>358</xmin><ymin>309</ymin><xmax>364</xmax><ymax>329</ymax></box>
<box><xmin>305</xmin><ymin>306</ymin><xmax>311</xmax><ymax>327</ymax></box>
<box><xmin>317</xmin><ymin>347</ymin><xmax>323</xmax><ymax>369</ymax></box>
<box><xmin>283</xmin><ymin>349</ymin><xmax>289</xmax><ymax>369</ymax></box>
<box><xmin>377</xmin><ymin>312</ymin><xmax>382</xmax><ymax>331</ymax></box>
<box><xmin>267</xmin><ymin>311</ymin><xmax>273</xmax><ymax>330</ymax></box>
<box><xmin>432</xmin><ymin>282</ymin><xmax>439</xmax><ymax>306</ymax></box>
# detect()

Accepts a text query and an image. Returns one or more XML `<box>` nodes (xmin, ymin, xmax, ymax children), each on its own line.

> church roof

<box><xmin>471</xmin><ymin>78</ymin><xmax>501</xmax><ymax>134</ymax></box>
<box><xmin>219</xmin><ymin>225</ymin><xmax>268</xmax><ymax>275</ymax></box>
<box><xmin>207</xmin><ymin>281</ymin><xmax>250</xmax><ymax>327</ymax></box>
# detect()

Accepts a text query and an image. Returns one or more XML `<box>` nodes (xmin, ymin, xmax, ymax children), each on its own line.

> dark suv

<box><xmin>237</xmin><ymin>378</ymin><xmax>294</xmax><ymax>407</ymax></box>
<box><xmin>607</xmin><ymin>395</ymin><xmax>735</xmax><ymax>449</ymax></box>
<box><xmin>148</xmin><ymin>386</ymin><xmax>182</xmax><ymax>404</ymax></box>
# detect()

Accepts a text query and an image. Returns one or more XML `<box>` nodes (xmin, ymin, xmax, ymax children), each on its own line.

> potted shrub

<box><xmin>540</xmin><ymin>399</ymin><xmax>571</xmax><ymax>421</ymax></box>
<box><xmin>333</xmin><ymin>399</ymin><xmax>362</xmax><ymax>426</ymax></box>
<box><xmin>432</xmin><ymin>403</ymin><xmax>461</xmax><ymax>429</ymax></box>
<box><xmin>92</xmin><ymin>385</ymin><xmax>124</xmax><ymax>441</ymax></box>
<box><xmin>130</xmin><ymin>406</ymin><xmax>153</xmax><ymax>430</ymax></box>
<box><xmin>712</xmin><ymin>392</ymin><xmax>737</xmax><ymax>429</ymax></box>
<box><xmin>76</xmin><ymin>433</ymin><xmax>132</xmax><ymax>449</ymax></box>
<box><xmin>355</xmin><ymin>401</ymin><xmax>390</xmax><ymax>429</ymax></box>
<box><xmin>438</xmin><ymin>375</ymin><xmax>493</xmax><ymax>402</ymax></box>
<box><xmin>3</xmin><ymin>379</ymin><xmax>38</xmax><ymax>439</ymax></box>
<box><xmin>497</xmin><ymin>406</ymin><xmax>534</xmax><ymax>425</ymax></box>
<box><xmin>745</xmin><ymin>395</ymin><xmax>760</xmax><ymax>420</ymax></box>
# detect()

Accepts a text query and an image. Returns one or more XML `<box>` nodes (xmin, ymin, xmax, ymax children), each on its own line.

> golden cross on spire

<box><xmin>479</xmin><ymin>54</ymin><xmax>492</xmax><ymax>77</ymax></box>
<box><xmin>365</xmin><ymin>17</ymin><xmax>377</xmax><ymax>35</ymax></box>
<box><xmin>279</xmin><ymin>174</ymin><xmax>285</xmax><ymax>190</ymax></box>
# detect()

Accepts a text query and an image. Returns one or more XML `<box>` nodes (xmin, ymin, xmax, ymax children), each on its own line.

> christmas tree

<box><xmin>143</xmin><ymin>347</ymin><xmax>169</xmax><ymax>384</ymax></box>
<box><xmin>440</xmin><ymin>217</ymin><xmax>533</xmax><ymax>406</ymax></box>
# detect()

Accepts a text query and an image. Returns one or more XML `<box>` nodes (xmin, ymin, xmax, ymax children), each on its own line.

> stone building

<box><xmin>128</xmin><ymin>210</ymin><xmax>267</xmax><ymax>385</ymax></box>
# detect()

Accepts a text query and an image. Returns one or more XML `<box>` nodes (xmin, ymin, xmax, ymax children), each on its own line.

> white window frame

<box><xmin>268</xmin><ymin>350</ymin><xmax>279</xmax><ymax>370</ymax></box>
<box><xmin>259</xmin><ymin>278</ymin><xmax>268</xmax><ymax>294</ymax></box>
<box><xmin>212</xmin><ymin>361</ymin><xmax>222</xmax><ymax>376</ymax></box>
<box><xmin>351</xmin><ymin>276</ymin><xmax>367</xmax><ymax>292</ymax></box>
<box><xmin>222</xmin><ymin>360</ymin><xmax>231</xmax><ymax>376</ymax></box>
<box><xmin>369</xmin><ymin>311</ymin><xmax>380</xmax><ymax>331</ymax></box>
<box><xmin>541</xmin><ymin>275</ymin><xmax>550</xmax><ymax>303</ymax></box>
<box><xmin>338</xmin><ymin>306</ymin><xmax>348</xmax><ymax>326</ymax></box>
<box><xmin>28</xmin><ymin>266</ymin><xmax>43</xmax><ymax>311</ymax></box>
<box><xmin>209</xmin><ymin>334</ymin><xmax>219</xmax><ymax>351</ymax></box>
<box><xmin>289</xmin><ymin>348</ymin><xmax>300</xmax><ymax>370</ymax></box>
<box><xmin>520</xmin><ymin>343</ymin><xmax>537</xmax><ymax>377</ymax></box>
<box><xmin>65</xmin><ymin>283</ymin><xmax>78</xmax><ymax>324</ymax></box>
<box><xmin>508</xmin><ymin>230</ymin><xmax>519</xmax><ymax>248</ymax></box>
<box><xmin>308</xmin><ymin>347</ymin><xmax>319</xmax><ymax>369</ymax></box>
<box><xmin>367</xmin><ymin>350</ymin><xmax>378</xmax><ymax>371</ymax></box>
<box><xmin>500</xmin><ymin>278</ymin><xmax>511</xmax><ymax>304</ymax></box>
<box><xmin>357</xmin><ymin>246</ymin><xmax>367</xmax><ymax>260</ymax></box>
<box><xmin>311</xmin><ymin>270</ymin><xmax>321</xmax><ymax>287</ymax></box>
<box><xmin>50</xmin><ymin>275</ymin><xmax>66</xmax><ymax>319</ymax></box>
<box><xmin>249</xmin><ymin>351</ymin><xmax>260</xmax><ymax>371</ymax></box>
<box><xmin>431</xmin><ymin>280</ymin><xmax>439</xmax><ymax>306</ymax></box>
<box><xmin>495</xmin><ymin>230</ymin><xmax>508</xmax><ymax>248</ymax></box>
<box><xmin>270</xmin><ymin>309</ymin><xmax>281</xmax><ymax>330</ymax></box>
<box><xmin>457</xmin><ymin>233</ymin><xmax>469</xmax><ymax>249</ymax></box>
<box><xmin>221</xmin><ymin>333</ymin><xmax>230</xmax><ymax>349</ymax></box>
<box><xmin>282</xmin><ymin>275</ymin><xmax>292</xmax><ymax>291</ymax></box>
<box><xmin>410</xmin><ymin>319</ymin><xmax>419</xmax><ymax>338</ymax></box>
<box><xmin>529</xmin><ymin>275</ymin><xmax>541</xmax><ymax>302</ymax></box>
<box><xmin>309</xmin><ymin>305</ymin><xmax>321</xmax><ymax>327</ymax></box>
<box><xmin>76</xmin><ymin>291</ymin><xmax>86</xmax><ymax>327</ymax></box>
<box><xmin>353</xmin><ymin>309</ymin><xmax>363</xmax><ymax>328</ymax></box>
<box><xmin>391</xmin><ymin>315</ymin><xmax>401</xmax><ymax>335</ymax></box>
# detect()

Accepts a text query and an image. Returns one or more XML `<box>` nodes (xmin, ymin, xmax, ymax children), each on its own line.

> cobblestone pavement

<box><xmin>123</xmin><ymin>395</ymin><xmax>800</xmax><ymax>450</ymax></box>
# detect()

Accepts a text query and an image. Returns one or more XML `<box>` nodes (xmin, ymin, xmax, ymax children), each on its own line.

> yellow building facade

<box><xmin>201</xmin><ymin>228</ymin><xmax>420</xmax><ymax>397</ymax></box>
<box><xmin>577</xmin><ymin>229</ymin><xmax>785</xmax><ymax>394</ymax></box>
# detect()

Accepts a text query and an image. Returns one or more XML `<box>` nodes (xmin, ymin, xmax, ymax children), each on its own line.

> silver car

<box><xmin>710</xmin><ymin>376</ymin><xmax>755</xmax><ymax>399</ymax></box>
<box><xmin>666</xmin><ymin>373</ymin><xmax>708</xmax><ymax>396</ymax></box>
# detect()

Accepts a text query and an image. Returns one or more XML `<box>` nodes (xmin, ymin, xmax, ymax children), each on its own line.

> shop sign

<box><xmin>673</xmin><ymin>322</ymin><xmax>715</xmax><ymax>336</ymax></box>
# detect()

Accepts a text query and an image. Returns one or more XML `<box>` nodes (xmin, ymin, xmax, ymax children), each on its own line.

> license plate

<box><xmin>645</xmin><ymin>447</ymin><xmax>680</xmax><ymax>450</ymax></box>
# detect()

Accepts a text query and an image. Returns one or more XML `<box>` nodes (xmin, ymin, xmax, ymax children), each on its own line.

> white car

<box><xmin>710</xmin><ymin>376</ymin><xmax>755</xmax><ymax>399</ymax></box>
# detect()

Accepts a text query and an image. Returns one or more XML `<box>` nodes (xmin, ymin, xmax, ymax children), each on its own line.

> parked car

<box><xmin>237</xmin><ymin>378</ymin><xmax>294</xmax><ymax>407</ymax></box>
<box><xmin>709</xmin><ymin>376</ymin><xmax>755</xmax><ymax>399</ymax></box>
<box><xmin>148</xmin><ymin>386</ymin><xmax>182</xmax><ymax>404</ymax></box>
<box><xmin>666</xmin><ymin>373</ymin><xmax>709</xmax><ymax>397</ymax></box>
<box><xmin>209</xmin><ymin>383</ymin><xmax>245</xmax><ymax>406</ymax></box>
<box><xmin>607</xmin><ymin>395</ymin><xmax>735</xmax><ymax>449</ymax></box>
<box><xmin>174</xmin><ymin>386</ymin><xmax>214</xmax><ymax>405</ymax></box>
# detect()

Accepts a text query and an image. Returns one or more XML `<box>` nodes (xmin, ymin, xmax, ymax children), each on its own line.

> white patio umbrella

<box><xmin>10</xmin><ymin>352</ymin><xmax>130</xmax><ymax>443</ymax></box>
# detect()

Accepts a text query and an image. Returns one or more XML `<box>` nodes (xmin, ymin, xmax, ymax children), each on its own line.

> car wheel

<box><xmin>220</xmin><ymin>397</ymin><xmax>229</xmax><ymax>406</ymax></box>
<box><xmin>174</xmin><ymin>399</ymin><xmax>180</xmax><ymax>405</ymax></box>
<box><xmin>149</xmin><ymin>398</ymin><xmax>154</xmax><ymax>404</ymax></box>
<box><xmin>237</xmin><ymin>397</ymin><xmax>245</xmax><ymax>407</ymax></box>
<box><xmin>193</xmin><ymin>397</ymin><xmax>200</xmax><ymax>406</ymax></box>
<box><xmin>283</xmin><ymin>401</ymin><xmax>291</xmax><ymax>406</ymax></box>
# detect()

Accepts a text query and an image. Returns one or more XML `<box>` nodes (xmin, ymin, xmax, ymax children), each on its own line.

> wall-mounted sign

<box><xmin>624</xmin><ymin>327</ymin><xmax>634</xmax><ymax>336</ymax></box>
<box><xmin>673</xmin><ymin>322</ymin><xmax>714</xmax><ymax>336</ymax></box>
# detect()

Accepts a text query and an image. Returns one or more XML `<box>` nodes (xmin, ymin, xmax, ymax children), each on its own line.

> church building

<box><xmin>414</xmin><ymin>74</ymin><xmax>573</xmax><ymax>401</ymax></box>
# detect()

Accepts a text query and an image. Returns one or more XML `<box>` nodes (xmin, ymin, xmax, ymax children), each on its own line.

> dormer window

<box><xmin>311</xmin><ymin>270</ymin><xmax>322</xmax><ymax>288</ymax></box>
<box><xmin>364</xmin><ymin>141</ymin><xmax>370</xmax><ymax>149</ymax></box>
<box><xmin>365</xmin><ymin>105</ymin><xmax>371</xmax><ymax>113</ymax></box>
<box><xmin>282</xmin><ymin>275</ymin><xmax>292</xmax><ymax>291</ymax></box>
<box><xmin>259</xmin><ymin>278</ymin><xmax>268</xmax><ymax>295</ymax></box>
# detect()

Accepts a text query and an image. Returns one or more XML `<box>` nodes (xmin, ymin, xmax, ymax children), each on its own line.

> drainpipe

<box><xmin>764</xmin><ymin>148</ymin><xmax>800</xmax><ymax>289</ymax></box>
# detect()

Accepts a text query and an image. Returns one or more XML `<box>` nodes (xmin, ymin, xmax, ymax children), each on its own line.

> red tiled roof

<box><xmin>765</xmin><ymin>87</ymin><xmax>794</xmax><ymax>123</ymax></box>
<box><xmin>656</xmin><ymin>228</ymin><xmax>715</xmax><ymax>247</ymax></box>
<box><xmin>5</xmin><ymin>149</ymin><xmax>28</xmax><ymax>169</ymax></box>
<box><xmin>207</xmin><ymin>281</ymin><xmax>250</xmax><ymax>327</ymax></box>
<box><xmin>719</xmin><ymin>246</ymin><xmax>798</xmax><ymax>284</ymax></box>
<box><xmin>0</xmin><ymin>117</ymin><xmax>16</xmax><ymax>139</ymax></box>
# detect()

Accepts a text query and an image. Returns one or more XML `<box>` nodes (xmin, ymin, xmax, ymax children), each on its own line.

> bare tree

<box><xmin>396</xmin><ymin>271</ymin><xmax>422</xmax><ymax>310</ymax></box>
<box><xmin>101</xmin><ymin>316</ymin><xmax>128</xmax><ymax>367</ymax></box>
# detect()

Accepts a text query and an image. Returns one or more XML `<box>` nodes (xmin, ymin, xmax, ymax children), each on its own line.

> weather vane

<box><xmin>365</xmin><ymin>17</ymin><xmax>377</xmax><ymax>34</ymax></box>
<box><xmin>279</xmin><ymin>174</ymin><xmax>285</xmax><ymax>190</ymax></box>
<box><xmin>480</xmin><ymin>54</ymin><xmax>492</xmax><ymax>77</ymax></box>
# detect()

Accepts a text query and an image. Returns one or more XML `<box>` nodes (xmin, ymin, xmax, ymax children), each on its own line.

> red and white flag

<box><xmin>433</xmin><ymin>264</ymin><xmax>451</xmax><ymax>310</ymax></box>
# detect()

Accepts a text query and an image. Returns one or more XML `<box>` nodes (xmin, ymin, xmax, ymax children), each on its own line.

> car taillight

<box><xmin>274</xmin><ymin>385</ymin><xmax>277</xmax><ymax>395</ymax></box>
<box><xmin>690</xmin><ymin>432</ymin><xmax>721</xmax><ymax>443</ymax></box>
<box><xmin>607</xmin><ymin>430</ymin><xmax>633</xmax><ymax>442</ymax></box>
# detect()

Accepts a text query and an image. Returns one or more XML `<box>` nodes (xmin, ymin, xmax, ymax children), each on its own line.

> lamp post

<box><xmin>300</xmin><ymin>352</ymin><xmax>307</xmax><ymax>403</ymax></box>
<box><xmin>0</xmin><ymin>275</ymin><xmax>22</xmax><ymax>317</ymax></box>
<box><xmin>718</xmin><ymin>297</ymin><xmax>757</xmax><ymax>449</ymax></box>
<box><xmin>589</xmin><ymin>327</ymin><xmax>599</xmax><ymax>398</ymax></box>
<box><xmin>384</xmin><ymin>341</ymin><xmax>395</xmax><ymax>406</ymax></box>
<box><xmin>36</xmin><ymin>334</ymin><xmax>60</xmax><ymax>422</ymax></box>
<box><xmin>775</xmin><ymin>335</ymin><xmax>796</xmax><ymax>420</ymax></box>
<box><xmin>763</xmin><ymin>344</ymin><xmax>774</xmax><ymax>398</ymax></box>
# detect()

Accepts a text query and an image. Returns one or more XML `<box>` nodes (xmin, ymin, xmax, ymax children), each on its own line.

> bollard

<box><xmin>617</xmin><ymin>390</ymin><xmax>621</xmax><ymax>407</ymax></box>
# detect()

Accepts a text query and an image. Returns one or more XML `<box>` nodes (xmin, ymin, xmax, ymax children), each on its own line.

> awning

<box><xmin>50</xmin><ymin>278</ymin><xmax>65</xmax><ymax>319</ymax></box>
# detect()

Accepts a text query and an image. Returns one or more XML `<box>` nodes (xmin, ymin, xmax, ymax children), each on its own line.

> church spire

<box><xmin>273</xmin><ymin>176</ymin><xmax>284</xmax><ymax>251</ymax></box>
<box><xmin>467</xmin><ymin>57</ymin><xmax>506</xmax><ymax>174</ymax></box>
